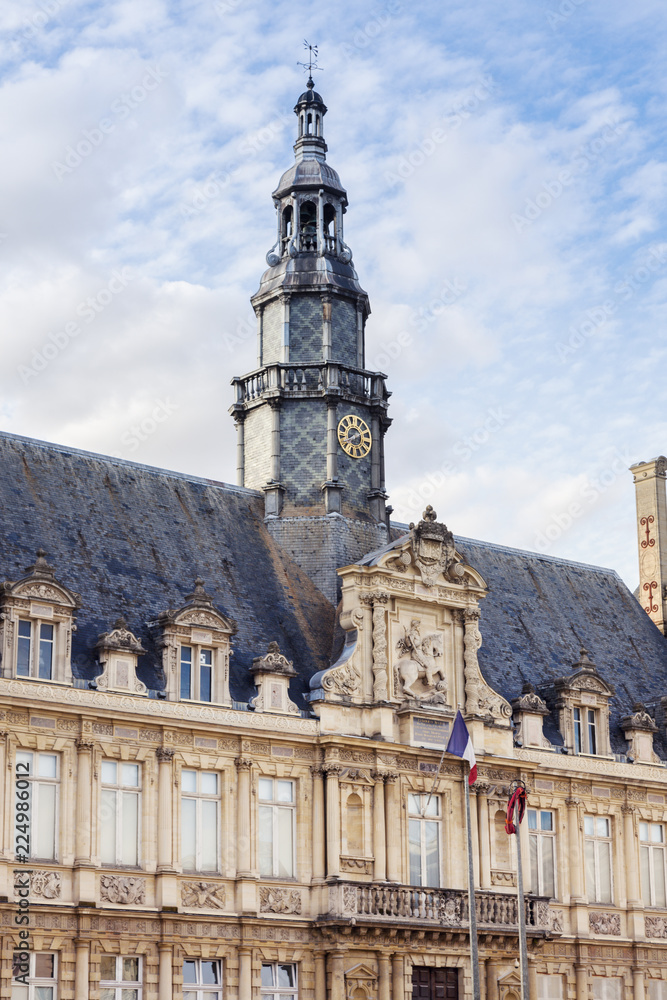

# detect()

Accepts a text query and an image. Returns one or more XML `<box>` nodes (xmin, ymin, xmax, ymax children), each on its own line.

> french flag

<box><xmin>446</xmin><ymin>710</ymin><xmax>477</xmax><ymax>784</ymax></box>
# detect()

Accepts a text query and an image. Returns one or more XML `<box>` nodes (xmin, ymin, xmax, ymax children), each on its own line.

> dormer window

<box><xmin>574</xmin><ymin>707</ymin><xmax>597</xmax><ymax>754</ymax></box>
<box><xmin>551</xmin><ymin>648</ymin><xmax>614</xmax><ymax>757</ymax></box>
<box><xmin>0</xmin><ymin>549</ymin><xmax>80</xmax><ymax>685</ymax></box>
<box><xmin>180</xmin><ymin>645</ymin><xmax>213</xmax><ymax>702</ymax></box>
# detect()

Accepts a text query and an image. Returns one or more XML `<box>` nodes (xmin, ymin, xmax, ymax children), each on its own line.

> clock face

<box><xmin>337</xmin><ymin>414</ymin><xmax>372</xmax><ymax>459</ymax></box>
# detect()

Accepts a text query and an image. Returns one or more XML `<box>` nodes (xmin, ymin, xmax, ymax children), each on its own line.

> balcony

<box><xmin>233</xmin><ymin>363</ymin><xmax>388</xmax><ymax>407</ymax></box>
<box><xmin>327</xmin><ymin>883</ymin><xmax>563</xmax><ymax>936</ymax></box>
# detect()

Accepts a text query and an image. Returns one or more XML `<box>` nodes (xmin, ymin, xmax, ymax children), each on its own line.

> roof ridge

<box><xmin>453</xmin><ymin>533</ymin><xmax>621</xmax><ymax>578</ymax></box>
<box><xmin>0</xmin><ymin>429</ymin><xmax>260</xmax><ymax>496</ymax></box>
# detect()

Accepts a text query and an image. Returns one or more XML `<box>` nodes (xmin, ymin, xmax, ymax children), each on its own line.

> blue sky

<box><xmin>1</xmin><ymin>0</ymin><xmax>666</xmax><ymax>587</ymax></box>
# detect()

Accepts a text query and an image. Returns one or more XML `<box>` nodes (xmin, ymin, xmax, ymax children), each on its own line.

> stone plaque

<box><xmin>413</xmin><ymin>716</ymin><xmax>450</xmax><ymax>747</ymax></box>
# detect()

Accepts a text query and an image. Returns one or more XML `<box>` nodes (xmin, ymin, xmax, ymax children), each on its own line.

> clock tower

<box><xmin>230</xmin><ymin>76</ymin><xmax>391</xmax><ymax>602</ymax></box>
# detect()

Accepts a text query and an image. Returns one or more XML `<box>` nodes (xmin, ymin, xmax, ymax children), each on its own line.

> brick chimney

<box><xmin>630</xmin><ymin>456</ymin><xmax>667</xmax><ymax>633</ymax></box>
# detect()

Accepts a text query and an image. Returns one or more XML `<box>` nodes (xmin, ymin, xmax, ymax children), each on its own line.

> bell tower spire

<box><xmin>229</xmin><ymin>67</ymin><xmax>391</xmax><ymax>603</ymax></box>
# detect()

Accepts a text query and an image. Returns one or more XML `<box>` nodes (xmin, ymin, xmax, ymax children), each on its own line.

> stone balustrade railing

<box><xmin>233</xmin><ymin>364</ymin><xmax>387</xmax><ymax>406</ymax></box>
<box><xmin>328</xmin><ymin>883</ymin><xmax>563</xmax><ymax>935</ymax></box>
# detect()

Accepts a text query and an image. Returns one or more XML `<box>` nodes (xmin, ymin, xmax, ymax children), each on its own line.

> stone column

<box><xmin>235</xmin><ymin>414</ymin><xmax>245</xmax><ymax>488</ymax></box>
<box><xmin>633</xmin><ymin>969</ymin><xmax>645</xmax><ymax>1000</ymax></box>
<box><xmin>156</xmin><ymin>748</ymin><xmax>175</xmax><ymax>871</ymax></box>
<box><xmin>566</xmin><ymin>798</ymin><xmax>584</xmax><ymax>901</ymax></box>
<box><xmin>477</xmin><ymin>783</ymin><xmax>491</xmax><ymax>889</ymax></box>
<box><xmin>372</xmin><ymin>772</ymin><xmax>387</xmax><ymax>881</ymax></box>
<box><xmin>486</xmin><ymin>959</ymin><xmax>499</xmax><ymax>1000</ymax></box>
<box><xmin>74</xmin><ymin>740</ymin><xmax>93</xmax><ymax>865</ymax></box>
<box><xmin>312</xmin><ymin>768</ymin><xmax>326</xmax><ymax>882</ymax></box>
<box><xmin>236</xmin><ymin>758</ymin><xmax>253</xmax><ymax>875</ymax></box>
<box><xmin>623</xmin><ymin>805</ymin><xmax>641</xmax><ymax>905</ymax></box>
<box><xmin>385</xmin><ymin>774</ymin><xmax>400</xmax><ymax>882</ymax></box>
<box><xmin>330</xmin><ymin>951</ymin><xmax>346</xmax><ymax>1000</ymax></box>
<box><xmin>314</xmin><ymin>952</ymin><xmax>327</xmax><ymax>1000</ymax></box>
<box><xmin>325</xmin><ymin>764</ymin><xmax>341</xmax><ymax>878</ymax></box>
<box><xmin>74</xmin><ymin>941</ymin><xmax>89</xmax><ymax>1000</ymax></box>
<box><xmin>575</xmin><ymin>964</ymin><xmax>588</xmax><ymax>1000</ymax></box>
<box><xmin>378</xmin><ymin>953</ymin><xmax>391</xmax><ymax>1000</ymax></box>
<box><xmin>239</xmin><ymin>947</ymin><xmax>252</xmax><ymax>1000</ymax></box>
<box><xmin>158</xmin><ymin>946</ymin><xmax>172</xmax><ymax>1000</ymax></box>
<box><xmin>392</xmin><ymin>954</ymin><xmax>404</xmax><ymax>1000</ymax></box>
<box><xmin>528</xmin><ymin>956</ymin><xmax>538</xmax><ymax>1000</ymax></box>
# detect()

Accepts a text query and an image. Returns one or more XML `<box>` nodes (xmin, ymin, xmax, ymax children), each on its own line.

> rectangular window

<box><xmin>258</xmin><ymin>777</ymin><xmax>295</xmax><ymax>878</ymax></box>
<box><xmin>591</xmin><ymin>979</ymin><xmax>622</xmax><ymax>1000</ymax></box>
<box><xmin>408</xmin><ymin>793</ymin><xmax>441</xmax><ymax>887</ymax></box>
<box><xmin>100</xmin><ymin>956</ymin><xmax>141</xmax><ymax>1000</ymax></box>
<box><xmin>587</xmin><ymin>710</ymin><xmax>597</xmax><ymax>754</ymax></box>
<box><xmin>181</xmin><ymin>770</ymin><xmax>219</xmax><ymax>872</ymax></box>
<box><xmin>584</xmin><ymin>816</ymin><xmax>613</xmax><ymax>903</ymax></box>
<box><xmin>15</xmin><ymin>751</ymin><xmax>58</xmax><ymax>860</ymax></box>
<box><xmin>574</xmin><ymin>707</ymin><xmax>598</xmax><ymax>754</ymax></box>
<box><xmin>101</xmin><ymin>761</ymin><xmax>141</xmax><ymax>867</ymax></box>
<box><xmin>12</xmin><ymin>952</ymin><xmax>57</xmax><ymax>1000</ymax></box>
<box><xmin>180</xmin><ymin>646</ymin><xmax>214</xmax><ymax>702</ymax></box>
<box><xmin>538</xmin><ymin>976</ymin><xmax>564</xmax><ymax>1000</ymax></box>
<box><xmin>16</xmin><ymin>621</ymin><xmax>54</xmax><ymax>680</ymax></box>
<box><xmin>648</xmin><ymin>983</ymin><xmax>667</xmax><ymax>1000</ymax></box>
<box><xmin>261</xmin><ymin>963</ymin><xmax>297</xmax><ymax>1000</ymax></box>
<box><xmin>640</xmin><ymin>821</ymin><xmax>667</xmax><ymax>907</ymax></box>
<box><xmin>528</xmin><ymin>809</ymin><xmax>556</xmax><ymax>898</ymax></box>
<box><xmin>182</xmin><ymin>959</ymin><xmax>222</xmax><ymax>999</ymax></box>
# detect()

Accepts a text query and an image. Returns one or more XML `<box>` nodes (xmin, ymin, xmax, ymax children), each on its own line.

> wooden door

<box><xmin>412</xmin><ymin>968</ymin><xmax>459</xmax><ymax>1000</ymax></box>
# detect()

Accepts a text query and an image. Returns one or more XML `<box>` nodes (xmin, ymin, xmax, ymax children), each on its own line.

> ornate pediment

<box><xmin>511</xmin><ymin>682</ymin><xmax>549</xmax><ymax>716</ymax></box>
<box><xmin>2</xmin><ymin>549</ymin><xmax>81</xmax><ymax>609</ymax></box>
<box><xmin>157</xmin><ymin>578</ymin><xmax>236</xmax><ymax>635</ymax></box>
<box><xmin>95</xmin><ymin>618</ymin><xmax>146</xmax><ymax>656</ymax></box>
<box><xmin>554</xmin><ymin>649</ymin><xmax>614</xmax><ymax>698</ymax></box>
<box><xmin>620</xmin><ymin>703</ymin><xmax>658</xmax><ymax>733</ymax></box>
<box><xmin>94</xmin><ymin>617</ymin><xmax>147</xmax><ymax>696</ymax></box>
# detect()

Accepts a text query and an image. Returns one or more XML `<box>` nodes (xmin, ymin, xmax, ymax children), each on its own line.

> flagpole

<box><xmin>509</xmin><ymin>779</ymin><xmax>529</xmax><ymax>1000</ymax></box>
<box><xmin>464</xmin><ymin>764</ymin><xmax>481</xmax><ymax>1000</ymax></box>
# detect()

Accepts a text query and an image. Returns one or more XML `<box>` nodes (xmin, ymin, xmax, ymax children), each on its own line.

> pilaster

<box><xmin>324</xmin><ymin>763</ymin><xmax>341</xmax><ymax>879</ymax></box>
<box><xmin>158</xmin><ymin>945</ymin><xmax>173</xmax><ymax>1000</ymax></box>
<box><xmin>384</xmin><ymin>773</ymin><xmax>400</xmax><ymax>882</ymax></box>
<box><xmin>156</xmin><ymin>747</ymin><xmax>177</xmax><ymax>909</ymax></box>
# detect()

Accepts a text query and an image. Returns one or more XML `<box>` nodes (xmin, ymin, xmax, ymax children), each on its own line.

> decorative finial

<box><xmin>297</xmin><ymin>40</ymin><xmax>323</xmax><ymax>81</ymax></box>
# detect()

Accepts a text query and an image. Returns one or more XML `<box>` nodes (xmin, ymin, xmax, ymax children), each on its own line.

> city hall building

<box><xmin>2</xmin><ymin>76</ymin><xmax>667</xmax><ymax>1000</ymax></box>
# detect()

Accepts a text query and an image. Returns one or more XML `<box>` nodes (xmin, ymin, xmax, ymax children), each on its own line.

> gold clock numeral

<box><xmin>337</xmin><ymin>414</ymin><xmax>372</xmax><ymax>459</ymax></box>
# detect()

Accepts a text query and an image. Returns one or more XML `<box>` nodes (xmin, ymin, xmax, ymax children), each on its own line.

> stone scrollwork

<box><xmin>322</xmin><ymin>660</ymin><xmax>361</xmax><ymax>697</ymax></box>
<box><xmin>259</xmin><ymin>886</ymin><xmax>302</xmax><ymax>914</ymax></box>
<box><xmin>460</xmin><ymin>608</ymin><xmax>511</xmax><ymax>722</ymax></box>
<box><xmin>100</xmin><ymin>875</ymin><xmax>146</xmax><ymax>905</ymax></box>
<box><xmin>589</xmin><ymin>911</ymin><xmax>621</xmax><ymax>935</ymax></box>
<box><xmin>408</xmin><ymin>506</ymin><xmax>457</xmax><ymax>586</ymax></box>
<box><xmin>181</xmin><ymin>881</ymin><xmax>226</xmax><ymax>908</ymax></box>
<box><xmin>395</xmin><ymin>619</ymin><xmax>447</xmax><ymax>704</ymax></box>
<box><xmin>361</xmin><ymin>590</ymin><xmax>390</xmax><ymax>701</ymax></box>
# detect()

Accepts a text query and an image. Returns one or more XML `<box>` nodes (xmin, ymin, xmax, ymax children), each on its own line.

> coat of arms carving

<box><xmin>409</xmin><ymin>506</ymin><xmax>456</xmax><ymax>586</ymax></box>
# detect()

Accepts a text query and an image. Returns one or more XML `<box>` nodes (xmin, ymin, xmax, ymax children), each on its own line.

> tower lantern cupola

<box><xmin>229</xmin><ymin>72</ymin><xmax>392</xmax><ymax>604</ymax></box>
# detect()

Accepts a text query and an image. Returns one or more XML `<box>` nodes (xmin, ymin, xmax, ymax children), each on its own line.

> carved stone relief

<box><xmin>395</xmin><ymin>619</ymin><xmax>447</xmax><ymax>704</ymax></box>
<box><xmin>14</xmin><ymin>870</ymin><xmax>61</xmax><ymax>899</ymax></box>
<box><xmin>460</xmin><ymin>609</ymin><xmax>512</xmax><ymax>721</ymax></box>
<box><xmin>181</xmin><ymin>881</ymin><xmax>226</xmax><ymax>908</ymax></box>
<box><xmin>646</xmin><ymin>916</ymin><xmax>667</xmax><ymax>939</ymax></box>
<box><xmin>589</xmin><ymin>911</ymin><xmax>621</xmax><ymax>935</ymax></box>
<box><xmin>408</xmin><ymin>507</ymin><xmax>457</xmax><ymax>586</ymax></box>
<box><xmin>259</xmin><ymin>886</ymin><xmax>302</xmax><ymax>914</ymax></box>
<box><xmin>100</xmin><ymin>875</ymin><xmax>146</xmax><ymax>905</ymax></box>
<box><xmin>322</xmin><ymin>660</ymin><xmax>361</xmax><ymax>698</ymax></box>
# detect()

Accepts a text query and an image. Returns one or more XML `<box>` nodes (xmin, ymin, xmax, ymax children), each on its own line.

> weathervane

<box><xmin>297</xmin><ymin>40</ymin><xmax>323</xmax><ymax>79</ymax></box>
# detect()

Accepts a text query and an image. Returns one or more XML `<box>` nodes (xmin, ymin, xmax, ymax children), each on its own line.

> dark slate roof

<box><xmin>377</xmin><ymin>527</ymin><xmax>667</xmax><ymax>757</ymax></box>
<box><xmin>0</xmin><ymin>431</ymin><xmax>335</xmax><ymax>706</ymax></box>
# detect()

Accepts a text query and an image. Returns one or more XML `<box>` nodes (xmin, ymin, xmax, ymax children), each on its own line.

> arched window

<box><xmin>346</xmin><ymin>793</ymin><xmax>363</xmax><ymax>855</ymax></box>
<box><xmin>299</xmin><ymin>201</ymin><xmax>317</xmax><ymax>250</ymax></box>
<box><xmin>307</xmin><ymin>113</ymin><xmax>313</xmax><ymax>135</ymax></box>
<box><xmin>299</xmin><ymin>114</ymin><xmax>304</xmax><ymax>136</ymax></box>
<box><xmin>323</xmin><ymin>204</ymin><xmax>336</xmax><ymax>252</ymax></box>
<box><xmin>282</xmin><ymin>205</ymin><xmax>293</xmax><ymax>240</ymax></box>
<box><xmin>315</xmin><ymin>114</ymin><xmax>320</xmax><ymax>135</ymax></box>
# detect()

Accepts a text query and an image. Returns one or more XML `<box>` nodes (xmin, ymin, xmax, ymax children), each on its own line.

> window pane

<box><xmin>408</xmin><ymin>794</ymin><xmax>420</xmax><ymax>815</ymax></box>
<box><xmin>38</xmin><ymin>754</ymin><xmax>57</xmax><ymax>779</ymax></box>
<box><xmin>123</xmin><ymin>958</ymin><xmax>139</xmax><ymax>981</ymax></box>
<box><xmin>424</xmin><ymin>820</ymin><xmax>440</xmax><ymax>887</ymax></box>
<box><xmin>584</xmin><ymin>816</ymin><xmax>595</xmax><ymax>836</ymax></box>
<box><xmin>101</xmin><ymin>789</ymin><xmax>117</xmax><ymax>864</ymax></box>
<box><xmin>201</xmin><ymin>961</ymin><xmax>219</xmax><ymax>984</ymax></box>
<box><xmin>527</xmin><ymin>810</ymin><xmax>537</xmax><ymax>830</ymax></box>
<box><xmin>17</xmin><ymin>621</ymin><xmax>31</xmax><ymax>676</ymax></box>
<box><xmin>34</xmin><ymin>990</ymin><xmax>54</xmax><ymax>1000</ymax></box>
<box><xmin>201</xmin><ymin>772</ymin><xmax>217</xmax><ymax>795</ymax></box>
<box><xmin>597</xmin><ymin>818</ymin><xmax>610</xmax><ymax>838</ymax></box>
<box><xmin>122</xmin><ymin>764</ymin><xmax>139</xmax><ymax>787</ymax></box>
<box><xmin>11</xmin><ymin>986</ymin><xmax>29</xmax><ymax>1000</ymax></box>
<box><xmin>652</xmin><ymin>824</ymin><xmax>664</xmax><ymax>844</ymax></box>
<box><xmin>200</xmin><ymin>663</ymin><xmax>212</xmax><ymax>702</ymax></box>
<box><xmin>409</xmin><ymin>819</ymin><xmax>421</xmax><ymax>885</ymax></box>
<box><xmin>277</xmin><ymin>780</ymin><xmax>293</xmax><ymax>803</ymax></box>
<box><xmin>259</xmin><ymin>778</ymin><xmax>273</xmax><ymax>801</ymax></box>
<box><xmin>277</xmin><ymin>806</ymin><xmax>294</xmax><ymax>877</ymax></box>
<box><xmin>261</xmin><ymin>965</ymin><xmax>275</xmax><ymax>987</ymax></box>
<box><xmin>121</xmin><ymin>792</ymin><xmax>138</xmax><ymax>865</ymax></box>
<box><xmin>180</xmin><ymin>659</ymin><xmax>192</xmax><ymax>699</ymax></box>
<box><xmin>35</xmin><ymin>954</ymin><xmax>54</xmax><ymax>977</ymax></box>
<box><xmin>100</xmin><ymin>990</ymin><xmax>115</xmax><ymax>1000</ymax></box>
<box><xmin>541</xmin><ymin>837</ymin><xmax>555</xmax><ymax>897</ymax></box>
<box><xmin>36</xmin><ymin>783</ymin><xmax>56</xmax><ymax>859</ymax></box>
<box><xmin>541</xmin><ymin>811</ymin><xmax>552</xmax><ymax>831</ymax></box>
<box><xmin>100</xmin><ymin>956</ymin><xmax>116</xmax><ymax>981</ymax></box>
<box><xmin>201</xmin><ymin>799</ymin><xmax>218</xmax><ymax>871</ymax></box>
<box><xmin>181</xmin><ymin>798</ymin><xmax>196</xmax><ymax>870</ymax></box>
<box><xmin>529</xmin><ymin>834</ymin><xmax>538</xmax><ymax>889</ymax></box>
<box><xmin>121</xmin><ymin>991</ymin><xmax>139</xmax><ymax>1000</ymax></box>
<box><xmin>585</xmin><ymin>840</ymin><xmax>596</xmax><ymax>900</ymax></box>
<box><xmin>102</xmin><ymin>761</ymin><xmax>117</xmax><ymax>785</ymax></box>
<box><xmin>259</xmin><ymin>805</ymin><xmax>273</xmax><ymax>875</ymax></box>
<box><xmin>598</xmin><ymin>842</ymin><xmax>612</xmax><ymax>903</ymax></box>
<box><xmin>38</xmin><ymin>624</ymin><xmax>54</xmax><ymax>679</ymax></box>
<box><xmin>653</xmin><ymin>847</ymin><xmax>666</xmax><ymax>907</ymax></box>
<box><xmin>181</xmin><ymin>770</ymin><xmax>196</xmax><ymax>793</ymax></box>
<box><xmin>183</xmin><ymin>960</ymin><xmax>197</xmax><ymax>984</ymax></box>
<box><xmin>641</xmin><ymin>845</ymin><xmax>651</xmax><ymax>905</ymax></box>
<box><xmin>278</xmin><ymin>965</ymin><xmax>295</xmax><ymax>987</ymax></box>
<box><xmin>640</xmin><ymin>822</ymin><xmax>649</xmax><ymax>841</ymax></box>
<box><xmin>16</xmin><ymin>751</ymin><xmax>32</xmax><ymax>770</ymax></box>
<box><xmin>424</xmin><ymin>796</ymin><xmax>439</xmax><ymax>817</ymax></box>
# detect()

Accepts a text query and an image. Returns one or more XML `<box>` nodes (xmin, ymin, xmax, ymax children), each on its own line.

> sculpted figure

<box><xmin>396</xmin><ymin>620</ymin><xmax>446</xmax><ymax>701</ymax></box>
